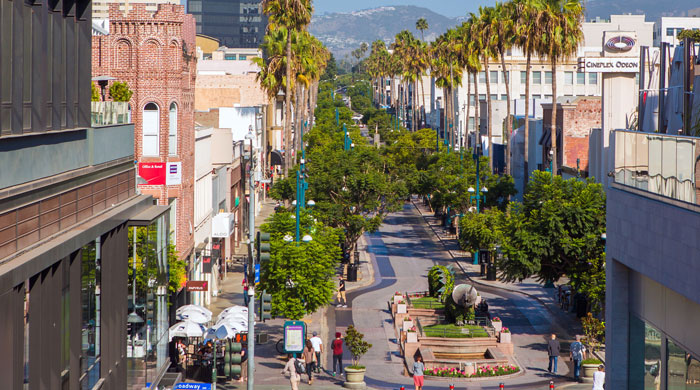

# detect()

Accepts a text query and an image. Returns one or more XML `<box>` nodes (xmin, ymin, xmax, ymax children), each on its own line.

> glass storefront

<box><xmin>81</xmin><ymin>239</ymin><xmax>102</xmax><ymax>390</ymax></box>
<box><xmin>631</xmin><ymin>315</ymin><xmax>700</xmax><ymax>390</ymax></box>
<box><xmin>127</xmin><ymin>214</ymin><xmax>170</xmax><ymax>390</ymax></box>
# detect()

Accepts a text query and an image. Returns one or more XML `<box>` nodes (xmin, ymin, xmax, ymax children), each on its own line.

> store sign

<box><xmin>186</xmin><ymin>281</ymin><xmax>208</xmax><ymax>292</ymax></box>
<box><xmin>211</xmin><ymin>213</ymin><xmax>235</xmax><ymax>238</ymax></box>
<box><xmin>137</xmin><ymin>162</ymin><xmax>182</xmax><ymax>185</ymax></box>
<box><xmin>605</xmin><ymin>35</ymin><xmax>635</xmax><ymax>53</ymax></box>
<box><xmin>174</xmin><ymin>383</ymin><xmax>212</xmax><ymax>390</ymax></box>
<box><xmin>578</xmin><ymin>57</ymin><xmax>639</xmax><ymax>73</ymax></box>
<box><xmin>202</xmin><ymin>256</ymin><xmax>212</xmax><ymax>273</ymax></box>
<box><xmin>283</xmin><ymin>321</ymin><xmax>306</xmax><ymax>353</ymax></box>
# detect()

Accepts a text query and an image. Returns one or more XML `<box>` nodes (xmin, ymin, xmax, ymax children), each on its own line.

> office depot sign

<box><xmin>578</xmin><ymin>57</ymin><xmax>639</xmax><ymax>73</ymax></box>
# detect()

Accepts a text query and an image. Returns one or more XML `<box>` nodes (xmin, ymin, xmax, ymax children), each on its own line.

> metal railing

<box><xmin>613</xmin><ymin>130</ymin><xmax>700</xmax><ymax>206</ymax></box>
<box><xmin>91</xmin><ymin>101</ymin><xmax>131</xmax><ymax>126</ymax></box>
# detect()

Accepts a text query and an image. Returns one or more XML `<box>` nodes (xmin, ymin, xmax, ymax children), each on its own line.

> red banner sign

<box><xmin>186</xmin><ymin>281</ymin><xmax>208</xmax><ymax>292</ymax></box>
<box><xmin>138</xmin><ymin>162</ymin><xmax>166</xmax><ymax>185</ymax></box>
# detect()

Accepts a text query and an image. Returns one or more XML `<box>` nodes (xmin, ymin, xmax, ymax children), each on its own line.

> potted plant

<box><xmin>581</xmin><ymin>358</ymin><xmax>603</xmax><ymax>378</ymax></box>
<box><xmin>492</xmin><ymin>317</ymin><xmax>503</xmax><ymax>333</ymax></box>
<box><xmin>406</xmin><ymin>326</ymin><xmax>418</xmax><ymax>343</ymax></box>
<box><xmin>344</xmin><ymin>325</ymin><xmax>372</xmax><ymax>388</ymax></box>
<box><xmin>499</xmin><ymin>327</ymin><xmax>511</xmax><ymax>343</ymax></box>
<box><xmin>402</xmin><ymin>316</ymin><xmax>414</xmax><ymax>331</ymax></box>
<box><xmin>581</xmin><ymin>313</ymin><xmax>606</xmax><ymax>380</ymax></box>
<box><xmin>393</xmin><ymin>292</ymin><xmax>404</xmax><ymax>304</ymax></box>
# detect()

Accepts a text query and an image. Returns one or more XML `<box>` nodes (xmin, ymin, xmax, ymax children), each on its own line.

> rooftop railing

<box><xmin>613</xmin><ymin>130</ymin><xmax>700</xmax><ymax>206</ymax></box>
<box><xmin>91</xmin><ymin>101</ymin><xmax>130</xmax><ymax>127</ymax></box>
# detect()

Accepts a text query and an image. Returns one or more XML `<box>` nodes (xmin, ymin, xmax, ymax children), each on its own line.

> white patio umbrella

<box><xmin>176</xmin><ymin>310</ymin><xmax>210</xmax><ymax>324</ymax></box>
<box><xmin>205</xmin><ymin>323</ymin><xmax>239</xmax><ymax>340</ymax></box>
<box><xmin>217</xmin><ymin>305</ymin><xmax>248</xmax><ymax>322</ymax></box>
<box><xmin>218</xmin><ymin>311</ymin><xmax>249</xmax><ymax>323</ymax></box>
<box><xmin>176</xmin><ymin>304</ymin><xmax>212</xmax><ymax>318</ymax></box>
<box><xmin>169</xmin><ymin>320</ymin><xmax>206</xmax><ymax>341</ymax></box>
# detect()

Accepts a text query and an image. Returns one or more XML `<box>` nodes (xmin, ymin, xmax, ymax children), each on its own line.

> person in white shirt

<box><xmin>592</xmin><ymin>365</ymin><xmax>605</xmax><ymax>390</ymax></box>
<box><xmin>282</xmin><ymin>355</ymin><xmax>301</xmax><ymax>390</ymax></box>
<box><xmin>310</xmin><ymin>331</ymin><xmax>324</xmax><ymax>373</ymax></box>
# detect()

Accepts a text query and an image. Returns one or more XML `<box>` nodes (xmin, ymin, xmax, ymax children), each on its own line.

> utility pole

<box><xmin>246</xmin><ymin>133</ymin><xmax>257</xmax><ymax>390</ymax></box>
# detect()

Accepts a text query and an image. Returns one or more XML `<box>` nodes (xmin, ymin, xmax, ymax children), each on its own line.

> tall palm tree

<box><xmin>475</xmin><ymin>7</ymin><xmax>498</xmax><ymax>171</ymax></box>
<box><xmin>541</xmin><ymin>0</ymin><xmax>584</xmax><ymax>175</ymax></box>
<box><xmin>416</xmin><ymin>17</ymin><xmax>429</xmax><ymax>41</ymax></box>
<box><xmin>431</xmin><ymin>29</ymin><xmax>463</xmax><ymax>147</ymax></box>
<box><xmin>513</xmin><ymin>0</ymin><xmax>545</xmax><ymax>186</ymax></box>
<box><xmin>456</xmin><ymin>21</ymin><xmax>481</xmax><ymax>152</ymax></box>
<box><xmin>492</xmin><ymin>2</ymin><xmax>516</xmax><ymax>175</ymax></box>
<box><xmin>262</xmin><ymin>0</ymin><xmax>313</xmax><ymax>175</ymax></box>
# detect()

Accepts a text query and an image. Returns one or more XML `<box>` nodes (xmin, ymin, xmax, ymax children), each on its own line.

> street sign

<box><xmin>174</xmin><ymin>383</ymin><xmax>212</xmax><ymax>390</ymax></box>
<box><xmin>254</xmin><ymin>264</ymin><xmax>260</xmax><ymax>285</ymax></box>
<box><xmin>283</xmin><ymin>321</ymin><xmax>306</xmax><ymax>354</ymax></box>
<box><xmin>186</xmin><ymin>281</ymin><xmax>208</xmax><ymax>292</ymax></box>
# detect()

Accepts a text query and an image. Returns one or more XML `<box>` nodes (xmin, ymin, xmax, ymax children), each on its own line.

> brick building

<box><xmin>93</xmin><ymin>3</ymin><xmax>197</xmax><ymax>261</ymax></box>
<box><xmin>542</xmin><ymin>96</ymin><xmax>602</xmax><ymax>177</ymax></box>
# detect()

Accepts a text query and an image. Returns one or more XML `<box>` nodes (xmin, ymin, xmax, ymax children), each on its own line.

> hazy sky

<box><xmin>313</xmin><ymin>0</ymin><xmax>494</xmax><ymax>18</ymax></box>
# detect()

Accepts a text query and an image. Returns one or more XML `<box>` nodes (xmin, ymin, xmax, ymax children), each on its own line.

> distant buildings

<box><xmin>655</xmin><ymin>16</ymin><xmax>700</xmax><ymax>48</ymax></box>
<box><xmin>92</xmin><ymin>0</ymin><xmax>179</xmax><ymax>19</ymax></box>
<box><xmin>187</xmin><ymin>0</ymin><xmax>268</xmax><ymax>48</ymax></box>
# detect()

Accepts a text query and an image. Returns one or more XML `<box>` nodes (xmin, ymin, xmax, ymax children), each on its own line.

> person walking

<box><xmin>413</xmin><ymin>355</ymin><xmax>425</xmax><ymax>390</ymax></box>
<box><xmin>303</xmin><ymin>340</ymin><xmax>317</xmax><ymax>384</ymax></box>
<box><xmin>336</xmin><ymin>276</ymin><xmax>347</xmax><ymax>307</ymax></box>
<box><xmin>570</xmin><ymin>335</ymin><xmax>586</xmax><ymax>382</ymax></box>
<box><xmin>310</xmin><ymin>331</ymin><xmax>324</xmax><ymax>373</ymax></box>
<box><xmin>331</xmin><ymin>332</ymin><xmax>344</xmax><ymax>376</ymax></box>
<box><xmin>282</xmin><ymin>355</ymin><xmax>301</xmax><ymax>390</ymax></box>
<box><xmin>242</xmin><ymin>278</ymin><xmax>249</xmax><ymax>307</ymax></box>
<box><xmin>547</xmin><ymin>334</ymin><xmax>561</xmax><ymax>374</ymax></box>
<box><xmin>592</xmin><ymin>365</ymin><xmax>605</xmax><ymax>390</ymax></box>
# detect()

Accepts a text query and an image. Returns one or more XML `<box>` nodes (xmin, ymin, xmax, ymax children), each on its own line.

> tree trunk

<box><xmin>420</xmin><ymin>74</ymin><xmax>427</xmax><ymax>129</ymax></box>
<box><xmin>309</xmin><ymin>81</ymin><xmax>318</xmax><ymax>129</ymax></box>
<box><xmin>294</xmin><ymin>85</ymin><xmax>302</xmax><ymax>160</ymax></box>
<box><xmin>484</xmin><ymin>56</ymin><xmax>493</xmax><ymax>172</ymax></box>
<box><xmin>466</xmin><ymin>72</ymin><xmax>471</xmax><ymax>150</ymax></box>
<box><xmin>414</xmin><ymin>78</ymin><xmax>418</xmax><ymax>131</ymax></box>
<box><xmin>285</xmin><ymin>33</ymin><xmax>293</xmax><ymax>176</ymax></box>
<box><xmin>524</xmin><ymin>53</ymin><xmax>531</xmax><ymax>187</ymax></box>
<box><xmin>551</xmin><ymin>58</ymin><xmax>558</xmax><ymax>175</ymax></box>
<box><xmin>474</xmin><ymin>72</ymin><xmax>481</xmax><ymax>153</ymax></box>
<box><xmin>500</xmin><ymin>50</ymin><xmax>512</xmax><ymax>177</ymax></box>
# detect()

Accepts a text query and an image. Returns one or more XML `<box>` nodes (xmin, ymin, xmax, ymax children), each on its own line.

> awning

<box><xmin>128</xmin><ymin>205</ymin><xmax>170</xmax><ymax>226</ymax></box>
<box><xmin>270</xmin><ymin>150</ymin><xmax>284</xmax><ymax>166</ymax></box>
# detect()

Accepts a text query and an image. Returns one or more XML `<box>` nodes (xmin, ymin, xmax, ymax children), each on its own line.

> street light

<box><xmin>307</xmin><ymin>200</ymin><xmax>316</xmax><ymax>207</ymax></box>
<box><xmin>301</xmin><ymin>234</ymin><xmax>313</xmax><ymax>243</ymax></box>
<box><xmin>548</xmin><ymin>149</ymin><xmax>554</xmax><ymax>177</ymax></box>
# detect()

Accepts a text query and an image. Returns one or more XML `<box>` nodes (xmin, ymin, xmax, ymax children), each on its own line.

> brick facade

<box><xmin>543</xmin><ymin>97</ymin><xmax>601</xmax><ymax>174</ymax></box>
<box><xmin>92</xmin><ymin>3</ymin><xmax>197</xmax><ymax>259</ymax></box>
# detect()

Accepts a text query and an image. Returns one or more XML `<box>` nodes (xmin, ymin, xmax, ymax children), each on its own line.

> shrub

<box><xmin>109</xmin><ymin>81</ymin><xmax>134</xmax><ymax>102</ymax></box>
<box><xmin>582</xmin><ymin>358</ymin><xmax>602</xmax><ymax>365</ymax></box>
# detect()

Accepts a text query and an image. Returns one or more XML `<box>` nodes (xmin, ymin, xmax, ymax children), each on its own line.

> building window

<box><xmin>666</xmin><ymin>27</ymin><xmax>674</xmax><ymax>36</ymax></box>
<box><xmin>545</xmin><ymin>71</ymin><xmax>552</xmax><ymax>84</ymax></box>
<box><xmin>468</xmin><ymin>117</ymin><xmax>475</xmax><ymax>130</ymax></box>
<box><xmin>667</xmin><ymin>339</ymin><xmax>700</xmax><ymax>389</ymax></box>
<box><xmin>520</xmin><ymin>94</ymin><xmax>526</xmax><ymax>100</ymax></box>
<box><xmin>520</xmin><ymin>71</ymin><xmax>527</xmax><ymax>84</ymax></box>
<box><xmin>169</xmin><ymin>103</ymin><xmax>178</xmax><ymax>156</ymax></box>
<box><xmin>502</xmin><ymin>70</ymin><xmax>509</xmax><ymax>83</ymax></box>
<box><xmin>469</xmin><ymin>95</ymin><xmax>475</xmax><ymax>105</ymax></box>
<box><xmin>478</xmin><ymin>94</ymin><xmax>486</xmax><ymax>101</ymax></box>
<box><xmin>500</xmin><ymin>95</ymin><xmax>507</xmax><ymax>101</ymax></box>
<box><xmin>81</xmin><ymin>240</ymin><xmax>101</xmax><ymax>390</ymax></box>
<box><xmin>577</xmin><ymin>72</ymin><xmax>586</xmax><ymax>85</ymax></box>
<box><xmin>224</xmin><ymin>54</ymin><xmax>235</xmax><ymax>60</ymax></box>
<box><xmin>142</xmin><ymin>103</ymin><xmax>160</xmax><ymax>156</ymax></box>
<box><xmin>490</xmin><ymin>71</ymin><xmax>498</xmax><ymax>83</ymax></box>
<box><xmin>490</xmin><ymin>94</ymin><xmax>498</xmax><ymax>101</ymax></box>
<box><xmin>479</xmin><ymin>71</ymin><xmax>486</xmax><ymax>84</ymax></box>
<box><xmin>565</xmin><ymin>71</ymin><xmax>574</xmax><ymax>85</ymax></box>
<box><xmin>239</xmin><ymin>55</ymin><xmax>247</xmax><ymax>60</ymax></box>
<box><xmin>533</xmin><ymin>71</ymin><xmax>542</xmax><ymax>84</ymax></box>
<box><xmin>589</xmin><ymin>72</ymin><xmax>598</xmax><ymax>85</ymax></box>
<box><xmin>544</xmin><ymin>94</ymin><xmax>552</xmax><ymax>100</ymax></box>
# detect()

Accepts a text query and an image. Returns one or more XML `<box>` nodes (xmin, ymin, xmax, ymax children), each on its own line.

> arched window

<box><xmin>142</xmin><ymin>103</ymin><xmax>160</xmax><ymax>156</ymax></box>
<box><xmin>169</xmin><ymin>102</ymin><xmax>178</xmax><ymax>156</ymax></box>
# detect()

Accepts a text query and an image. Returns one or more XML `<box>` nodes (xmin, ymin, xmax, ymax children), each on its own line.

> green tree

<box><xmin>344</xmin><ymin>325</ymin><xmax>372</xmax><ymax>368</ymax></box>
<box><xmin>416</xmin><ymin>17</ymin><xmax>429</xmax><ymax>41</ymax></box>
<box><xmin>259</xmin><ymin>209</ymin><xmax>343</xmax><ymax>319</ymax></box>
<box><xmin>91</xmin><ymin>83</ymin><xmax>100</xmax><ymax>102</ymax></box>
<box><xmin>109</xmin><ymin>81</ymin><xmax>133</xmax><ymax>102</ymax></box>
<box><xmin>458</xmin><ymin>208</ymin><xmax>503</xmax><ymax>254</ymax></box>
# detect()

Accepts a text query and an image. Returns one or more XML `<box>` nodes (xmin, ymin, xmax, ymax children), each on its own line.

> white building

<box><xmin>92</xmin><ymin>0</ymin><xmax>179</xmax><ymax>19</ymax></box>
<box><xmin>655</xmin><ymin>16</ymin><xmax>700</xmax><ymax>48</ymax></box>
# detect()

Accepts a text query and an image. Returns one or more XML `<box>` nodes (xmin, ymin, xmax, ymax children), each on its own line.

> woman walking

<box><xmin>413</xmin><ymin>355</ymin><xmax>425</xmax><ymax>390</ymax></box>
<box><xmin>303</xmin><ymin>339</ymin><xmax>317</xmax><ymax>384</ymax></box>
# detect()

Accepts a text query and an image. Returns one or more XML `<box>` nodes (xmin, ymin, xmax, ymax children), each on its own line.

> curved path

<box><xmin>333</xmin><ymin>204</ymin><xmax>575</xmax><ymax>390</ymax></box>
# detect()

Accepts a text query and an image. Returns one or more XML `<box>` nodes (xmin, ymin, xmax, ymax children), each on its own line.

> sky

<box><xmin>313</xmin><ymin>0</ymin><xmax>493</xmax><ymax>18</ymax></box>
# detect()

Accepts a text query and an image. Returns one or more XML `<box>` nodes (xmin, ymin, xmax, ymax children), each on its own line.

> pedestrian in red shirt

<box><xmin>331</xmin><ymin>332</ymin><xmax>344</xmax><ymax>376</ymax></box>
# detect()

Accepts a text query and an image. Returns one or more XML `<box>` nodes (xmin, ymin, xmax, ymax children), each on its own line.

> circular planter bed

<box><xmin>425</xmin><ymin>364</ymin><xmax>520</xmax><ymax>379</ymax></box>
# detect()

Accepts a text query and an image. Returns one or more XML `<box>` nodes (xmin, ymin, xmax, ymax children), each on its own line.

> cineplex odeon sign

<box><xmin>579</xmin><ymin>57</ymin><xmax>639</xmax><ymax>73</ymax></box>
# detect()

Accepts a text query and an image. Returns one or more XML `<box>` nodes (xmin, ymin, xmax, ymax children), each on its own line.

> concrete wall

<box><xmin>0</xmin><ymin>124</ymin><xmax>135</xmax><ymax>190</ymax></box>
<box><xmin>606</xmin><ymin>186</ymin><xmax>700</xmax><ymax>389</ymax></box>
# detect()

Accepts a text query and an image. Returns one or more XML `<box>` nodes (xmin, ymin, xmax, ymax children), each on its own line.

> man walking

<box><xmin>310</xmin><ymin>331</ymin><xmax>324</xmax><ymax>373</ymax></box>
<box><xmin>570</xmin><ymin>335</ymin><xmax>586</xmax><ymax>382</ymax></box>
<box><xmin>331</xmin><ymin>332</ymin><xmax>344</xmax><ymax>376</ymax></box>
<box><xmin>547</xmin><ymin>334</ymin><xmax>561</xmax><ymax>374</ymax></box>
<box><xmin>336</xmin><ymin>276</ymin><xmax>347</xmax><ymax>307</ymax></box>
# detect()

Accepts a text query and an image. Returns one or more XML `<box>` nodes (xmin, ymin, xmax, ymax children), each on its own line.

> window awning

<box><xmin>128</xmin><ymin>205</ymin><xmax>170</xmax><ymax>226</ymax></box>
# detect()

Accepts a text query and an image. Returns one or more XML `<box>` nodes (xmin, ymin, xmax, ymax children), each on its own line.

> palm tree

<box><xmin>492</xmin><ymin>1</ymin><xmax>516</xmax><ymax>175</ymax></box>
<box><xmin>262</xmin><ymin>0</ymin><xmax>313</xmax><ymax>176</ymax></box>
<box><xmin>416</xmin><ymin>17</ymin><xmax>429</xmax><ymax>41</ymax></box>
<box><xmin>456</xmin><ymin>21</ymin><xmax>481</xmax><ymax>153</ymax></box>
<box><xmin>513</xmin><ymin>0</ymin><xmax>545</xmax><ymax>186</ymax></box>
<box><xmin>540</xmin><ymin>0</ymin><xmax>584</xmax><ymax>175</ymax></box>
<box><xmin>431</xmin><ymin>29</ymin><xmax>463</xmax><ymax>147</ymax></box>
<box><xmin>475</xmin><ymin>7</ymin><xmax>497</xmax><ymax>171</ymax></box>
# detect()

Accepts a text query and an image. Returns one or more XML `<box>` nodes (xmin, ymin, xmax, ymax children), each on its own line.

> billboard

<box><xmin>137</xmin><ymin>162</ymin><xmax>182</xmax><ymax>186</ymax></box>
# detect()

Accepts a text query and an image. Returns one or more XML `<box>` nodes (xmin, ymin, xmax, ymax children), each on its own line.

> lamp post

<box><xmin>343</xmin><ymin>124</ymin><xmax>352</xmax><ymax>151</ymax></box>
<box><xmin>244</xmin><ymin>130</ymin><xmax>257</xmax><ymax>390</ymax></box>
<box><xmin>468</xmin><ymin>184</ymin><xmax>488</xmax><ymax>266</ymax></box>
<box><xmin>548</xmin><ymin>149</ymin><xmax>554</xmax><ymax>177</ymax></box>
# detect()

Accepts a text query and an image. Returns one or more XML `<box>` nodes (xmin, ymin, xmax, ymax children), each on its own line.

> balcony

<box><xmin>613</xmin><ymin>130</ymin><xmax>700</xmax><ymax>206</ymax></box>
<box><xmin>91</xmin><ymin>101</ymin><xmax>131</xmax><ymax>127</ymax></box>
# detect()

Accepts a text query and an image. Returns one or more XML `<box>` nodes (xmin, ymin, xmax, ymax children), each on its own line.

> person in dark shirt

<box><xmin>336</xmin><ymin>276</ymin><xmax>347</xmax><ymax>308</ymax></box>
<box><xmin>547</xmin><ymin>334</ymin><xmax>561</xmax><ymax>374</ymax></box>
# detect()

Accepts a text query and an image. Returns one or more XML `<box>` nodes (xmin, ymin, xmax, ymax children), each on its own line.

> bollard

<box><xmin>549</xmin><ymin>380</ymin><xmax>554</xmax><ymax>389</ymax></box>
<box><xmin>400</xmin><ymin>387</ymin><xmax>405</xmax><ymax>390</ymax></box>
<box><xmin>499</xmin><ymin>383</ymin><xmax>504</xmax><ymax>389</ymax></box>
<box><xmin>449</xmin><ymin>385</ymin><xmax>454</xmax><ymax>390</ymax></box>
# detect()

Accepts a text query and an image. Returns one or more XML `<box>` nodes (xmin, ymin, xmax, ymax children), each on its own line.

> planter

<box><xmin>343</xmin><ymin>366</ymin><xmax>367</xmax><ymax>389</ymax></box>
<box><xmin>403</xmin><ymin>320</ymin><xmax>414</xmax><ymax>330</ymax></box>
<box><xmin>406</xmin><ymin>332</ymin><xmax>418</xmax><ymax>343</ymax></box>
<box><xmin>397</xmin><ymin>303</ymin><xmax>407</xmax><ymax>314</ymax></box>
<box><xmin>499</xmin><ymin>332</ymin><xmax>511</xmax><ymax>344</ymax></box>
<box><xmin>492</xmin><ymin>321</ymin><xmax>502</xmax><ymax>333</ymax></box>
<box><xmin>394</xmin><ymin>295</ymin><xmax>404</xmax><ymax>304</ymax></box>
<box><xmin>582</xmin><ymin>363</ymin><xmax>600</xmax><ymax>379</ymax></box>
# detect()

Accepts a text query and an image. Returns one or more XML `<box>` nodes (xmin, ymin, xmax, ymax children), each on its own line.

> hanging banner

<box><xmin>202</xmin><ymin>256</ymin><xmax>212</xmax><ymax>273</ymax></box>
<box><xmin>166</xmin><ymin>162</ymin><xmax>182</xmax><ymax>185</ymax></box>
<box><xmin>138</xmin><ymin>162</ymin><xmax>166</xmax><ymax>185</ymax></box>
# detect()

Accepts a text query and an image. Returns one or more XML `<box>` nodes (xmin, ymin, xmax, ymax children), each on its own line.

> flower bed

<box><xmin>425</xmin><ymin>365</ymin><xmax>520</xmax><ymax>378</ymax></box>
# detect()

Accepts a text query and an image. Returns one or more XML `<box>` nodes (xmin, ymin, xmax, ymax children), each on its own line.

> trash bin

<box><xmin>486</xmin><ymin>263</ymin><xmax>497</xmax><ymax>281</ymax></box>
<box><xmin>347</xmin><ymin>263</ymin><xmax>358</xmax><ymax>282</ymax></box>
